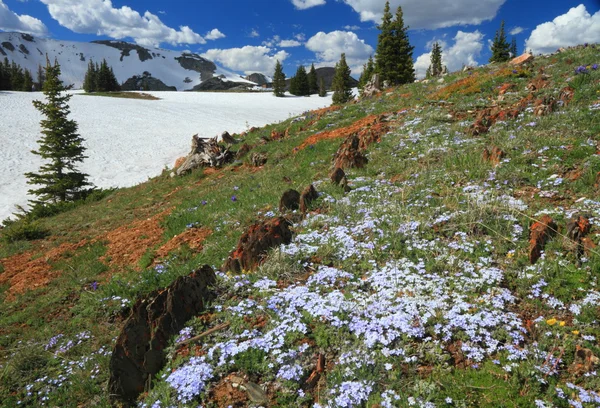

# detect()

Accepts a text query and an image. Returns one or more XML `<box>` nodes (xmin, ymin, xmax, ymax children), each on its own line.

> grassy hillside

<box><xmin>1</xmin><ymin>45</ymin><xmax>599</xmax><ymax>407</ymax></box>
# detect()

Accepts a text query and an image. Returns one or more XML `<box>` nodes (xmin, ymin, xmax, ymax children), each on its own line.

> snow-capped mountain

<box><xmin>0</xmin><ymin>32</ymin><xmax>256</xmax><ymax>91</ymax></box>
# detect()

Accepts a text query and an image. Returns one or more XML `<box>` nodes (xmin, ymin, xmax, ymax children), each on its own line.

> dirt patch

<box><xmin>529</xmin><ymin>215</ymin><xmax>557</xmax><ymax>264</ymax></box>
<box><xmin>298</xmin><ymin>114</ymin><xmax>390</xmax><ymax>151</ymax></box>
<box><xmin>101</xmin><ymin>208</ymin><xmax>172</xmax><ymax>268</ymax></box>
<box><xmin>310</xmin><ymin>105</ymin><xmax>342</xmax><ymax>120</ymax></box>
<box><xmin>154</xmin><ymin>227</ymin><xmax>211</xmax><ymax>261</ymax></box>
<box><xmin>0</xmin><ymin>240</ymin><xmax>88</xmax><ymax>296</ymax></box>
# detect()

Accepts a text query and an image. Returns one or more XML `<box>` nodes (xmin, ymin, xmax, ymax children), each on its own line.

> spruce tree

<box><xmin>36</xmin><ymin>64</ymin><xmax>45</xmax><ymax>90</ymax></box>
<box><xmin>290</xmin><ymin>65</ymin><xmax>309</xmax><ymax>96</ymax></box>
<box><xmin>0</xmin><ymin>58</ymin><xmax>10</xmax><ymax>90</ymax></box>
<box><xmin>375</xmin><ymin>1</ymin><xmax>394</xmax><ymax>84</ymax></box>
<box><xmin>83</xmin><ymin>60</ymin><xmax>97</xmax><ymax>93</ymax></box>
<box><xmin>318</xmin><ymin>77</ymin><xmax>327</xmax><ymax>97</ymax></box>
<box><xmin>427</xmin><ymin>42</ymin><xmax>443</xmax><ymax>77</ymax></box>
<box><xmin>332</xmin><ymin>53</ymin><xmax>353</xmax><ymax>105</ymax></box>
<box><xmin>510</xmin><ymin>37</ymin><xmax>518</xmax><ymax>57</ymax></box>
<box><xmin>358</xmin><ymin>56</ymin><xmax>375</xmax><ymax>91</ymax></box>
<box><xmin>272</xmin><ymin>59</ymin><xmax>286</xmax><ymax>97</ymax></box>
<box><xmin>289</xmin><ymin>75</ymin><xmax>298</xmax><ymax>96</ymax></box>
<box><xmin>490</xmin><ymin>21</ymin><xmax>511</xmax><ymax>63</ymax></box>
<box><xmin>393</xmin><ymin>5</ymin><xmax>415</xmax><ymax>84</ymax></box>
<box><xmin>10</xmin><ymin>62</ymin><xmax>24</xmax><ymax>90</ymax></box>
<box><xmin>308</xmin><ymin>63</ymin><xmax>318</xmax><ymax>95</ymax></box>
<box><xmin>25</xmin><ymin>59</ymin><xmax>90</xmax><ymax>204</ymax></box>
<box><xmin>23</xmin><ymin>69</ymin><xmax>33</xmax><ymax>92</ymax></box>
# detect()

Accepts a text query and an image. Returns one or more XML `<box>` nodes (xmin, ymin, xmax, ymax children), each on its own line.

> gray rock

<box><xmin>121</xmin><ymin>74</ymin><xmax>176</xmax><ymax>91</ymax></box>
<box><xmin>175</xmin><ymin>54</ymin><xmax>217</xmax><ymax>82</ymax></box>
<box><xmin>92</xmin><ymin>40</ymin><xmax>153</xmax><ymax>62</ymax></box>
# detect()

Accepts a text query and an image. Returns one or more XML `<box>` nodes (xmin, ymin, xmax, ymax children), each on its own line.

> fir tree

<box><xmin>318</xmin><ymin>77</ymin><xmax>327</xmax><ymax>97</ymax></box>
<box><xmin>308</xmin><ymin>63</ymin><xmax>318</xmax><ymax>95</ymax></box>
<box><xmin>290</xmin><ymin>65</ymin><xmax>310</xmax><ymax>96</ymax></box>
<box><xmin>427</xmin><ymin>42</ymin><xmax>443</xmax><ymax>77</ymax></box>
<box><xmin>83</xmin><ymin>60</ymin><xmax>97</xmax><ymax>93</ymax></box>
<box><xmin>358</xmin><ymin>56</ymin><xmax>375</xmax><ymax>91</ymax></box>
<box><xmin>510</xmin><ymin>37</ymin><xmax>518</xmax><ymax>57</ymax></box>
<box><xmin>0</xmin><ymin>58</ymin><xmax>10</xmax><ymax>90</ymax></box>
<box><xmin>10</xmin><ymin>61</ymin><xmax>24</xmax><ymax>90</ymax></box>
<box><xmin>97</xmin><ymin>59</ymin><xmax>111</xmax><ymax>92</ymax></box>
<box><xmin>332</xmin><ymin>53</ymin><xmax>353</xmax><ymax>105</ymax></box>
<box><xmin>23</xmin><ymin>69</ymin><xmax>33</xmax><ymax>92</ymax></box>
<box><xmin>36</xmin><ymin>64</ymin><xmax>45</xmax><ymax>90</ymax></box>
<box><xmin>375</xmin><ymin>2</ymin><xmax>414</xmax><ymax>85</ymax></box>
<box><xmin>25</xmin><ymin>59</ymin><xmax>90</xmax><ymax>204</ymax></box>
<box><xmin>289</xmin><ymin>75</ymin><xmax>298</xmax><ymax>96</ymax></box>
<box><xmin>272</xmin><ymin>59</ymin><xmax>286</xmax><ymax>97</ymax></box>
<box><xmin>490</xmin><ymin>20</ymin><xmax>511</xmax><ymax>63</ymax></box>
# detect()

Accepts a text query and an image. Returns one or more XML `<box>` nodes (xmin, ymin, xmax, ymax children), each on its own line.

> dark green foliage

<box><xmin>332</xmin><ymin>53</ymin><xmax>353</xmax><ymax>105</ymax></box>
<box><xmin>490</xmin><ymin>21</ymin><xmax>511</xmax><ymax>63</ymax></box>
<box><xmin>308</xmin><ymin>63</ymin><xmax>318</xmax><ymax>95</ymax></box>
<box><xmin>22</xmin><ymin>69</ymin><xmax>33</xmax><ymax>92</ymax></box>
<box><xmin>375</xmin><ymin>1</ymin><xmax>415</xmax><ymax>85</ymax></box>
<box><xmin>272</xmin><ymin>59</ymin><xmax>286</xmax><ymax>97</ymax></box>
<box><xmin>510</xmin><ymin>37</ymin><xmax>518</xmax><ymax>57</ymax></box>
<box><xmin>358</xmin><ymin>56</ymin><xmax>375</xmax><ymax>91</ymax></box>
<box><xmin>10</xmin><ymin>61</ymin><xmax>24</xmax><ymax>90</ymax></box>
<box><xmin>1</xmin><ymin>221</ymin><xmax>49</xmax><ymax>243</ymax></box>
<box><xmin>83</xmin><ymin>59</ymin><xmax>120</xmax><ymax>92</ymax></box>
<box><xmin>25</xmin><ymin>59</ymin><xmax>91</xmax><ymax>204</ymax></box>
<box><xmin>290</xmin><ymin>65</ymin><xmax>310</xmax><ymax>96</ymax></box>
<box><xmin>36</xmin><ymin>64</ymin><xmax>45</xmax><ymax>90</ymax></box>
<box><xmin>318</xmin><ymin>77</ymin><xmax>327</xmax><ymax>97</ymax></box>
<box><xmin>427</xmin><ymin>42</ymin><xmax>443</xmax><ymax>78</ymax></box>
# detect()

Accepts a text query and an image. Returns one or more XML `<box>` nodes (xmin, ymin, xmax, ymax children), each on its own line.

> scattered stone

<box><xmin>220</xmin><ymin>131</ymin><xmax>236</xmax><ymax>144</ymax></box>
<box><xmin>529</xmin><ymin>215</ymin><xmax>557</xmax><ymax>264</ymax></box>
<box><xmin>279</xmin><ymin>189</ymin><xmax>301</xmax><ymax>212</ymax></box>
<box><xmin>509</xmin><ymin>52</ymin><xmax>534</xmax><ymax>65</ymax></box>
<box><xmin>482</xmin><ymin>146</ymin><xmax>505</xmax><ymax>165</ymax></box>
<box><xmin>569</xmin><ymin>346</ymin><xmax>599</xmax><ymax>376</ymax></box>
<box><xmin>108</xmin><ymin>266</ymin><xmax>216</xmax><ymax>405</ymax></box>
<box><xmin>174</xmin><ymin>135</ymin><xmax>233</xmax><ymax>176</ymax></box>
<box><xmin>223</xmin><ymin>217</ymin><xmax>293</xmax><ymax>273</ymax></box>
<box><xmin>245</xmin><ymin>382</ymin><xmax>269</xmax><ymax>405</ymax></box>
<box><xmin>361</xmin><ymin>73</ymin><xmax>381</xmax><ymax>98</ymax></box>
<box><xmin>559</xmin><ymin>86</ymin><xmax>575</xmax><ymax>106</ymax></box>
<box><xmin>249</xmin><ymin>152</ymin><xmax>267</xmax><ymax>167</ymax></box>
<box><xmin>300</xmin><ymin>184</ymin><xmax>318</xmax><ymax>213</ymax></box>
<box><xmin>333</xmin><ymin>135</ymin><xmax>368</xmax><ymax>169</ymax></box>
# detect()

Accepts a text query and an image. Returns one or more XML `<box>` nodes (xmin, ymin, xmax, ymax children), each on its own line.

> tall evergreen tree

<box><xmin>490</xmin><ymin>21</ymin><xmax>511</xmax><ymax>63</ymax></box>
<box><xmin>25</xmin><ymin>59</ymin><xmax>90</xmax><ymax>204</ymax></box>
<box><xmin>23</xmin><ymin>69</ymin><xmax>33</xmax><ymax>92</ymax></box>
<box><xmin>318</xmin><ymin>77</ymin><xmax>327</xmax><ymax>97</ymax></box>
<box><xmin>83</xmin><ymin>60</ymin><xmax>97</xmax><ymax>93</ymax></box>
<box><xmin>36</xmin><ymin>64</ymin><xmax>45</xmax><ymax>90</ymax></box>
<box><xmin>289</xmin><ymin>75</ymin><xmax>298</xmax><ymax>96</ymax></box>
<box><xmin>272</xmin><ymin>59</ymin><xmax>286</xmax><ymax>97</ymax></box>
<box><xmin>10</xmin><ymin>61</ymin><xmax>24</xmax><ymax>90</ymax></box>
<box><xmin>290</xmin><ymin>65</ymin><xmax>310</xmax><ymax>96</ymax></box>
<box><xmin>0</xmin><ymin>58</ymin><xmax>10</xmax><ymax>90</ymax></box>
<box><xmin>358</xmin><ymin>56</ymin><xmax>375</xmax><ymax>91</ymax></box>
<box><xmin>375</xmin><ymin>2</ymin><xmax>414</xmax><ymax>85</ymax></box>
<box><xmin>332</xmin><ymin>53</ymin><xmax>353</xmax><ymax>105</ymax></box>
<box><xmin>427</xmin><ymin>42</ymin><xmax>443</xmax><ymax>78</ymax></box>
<box><xmin>308</xmin><ymin>63</ymin><xmax>318</xmax><ymax>95</ymax></box>
<box><xmin>510</xmin><ymin>37</ymin><xmax>518</xmax><ymax>57</ymax></box>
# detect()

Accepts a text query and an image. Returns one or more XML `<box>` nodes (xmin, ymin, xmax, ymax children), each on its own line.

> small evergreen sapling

<box><xmin>318</xmin><ymin>77</ymin><xmax>327</xmax><ymax>97</ymax></box>
<box><xmin>308</xmin><ymin>63</ymin><xmax>318</xmax><ymax>95</ymax></box>
<box><xmin>25</xmin><ymin>58</ymin><xmax>91</xmax><ymax>204</ymax></box>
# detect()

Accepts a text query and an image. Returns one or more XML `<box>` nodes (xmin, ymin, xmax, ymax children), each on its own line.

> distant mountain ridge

<box><xmin>0</xmin><ymin>32</ymin><xmax>257</xmax><ymax>91</ymax></box>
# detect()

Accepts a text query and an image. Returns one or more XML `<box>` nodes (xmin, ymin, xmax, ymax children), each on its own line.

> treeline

<box><xmin>83</xmin><ymin>59</ymin><xmax>120</xmax><ymax>93</ymax></box>
<box><xmin>0</xmin><ymin>58</ymin><xmax>45</xmax><ymax>91</ymax></box>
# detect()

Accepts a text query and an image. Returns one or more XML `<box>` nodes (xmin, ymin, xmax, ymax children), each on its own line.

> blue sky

<box><xmin>1</xmin><ymin>0</ymin><xmax>599</xmax><ymax>78</ymax></box>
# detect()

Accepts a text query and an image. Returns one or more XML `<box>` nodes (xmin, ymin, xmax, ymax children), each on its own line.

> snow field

<box><xmin>0</xmin><ymin>90</ymin><xmax>333</xmax><ymax>220</ymax></box>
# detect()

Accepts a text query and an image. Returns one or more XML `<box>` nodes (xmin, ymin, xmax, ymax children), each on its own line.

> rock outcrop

<box><xmin>192</xmin><ymin>76</ymin><xmax>254</xmax><ymax>92</ymax></box>
<box><xmin>108</xmin><ymin>266</ymin><xmax>216</xmax><ymax>406</ymax></box>
<box><xmin>175</xmin><ymin>54</ymin><xmax>217</xmax><ymax>81</ymax></box>
<box><xmin>121</xmin><ymin>74</ymin><xmax>177</xmax><ymax>91</ymax></box>
<box><xmin>245</xmin><ymin>73</ymin><xmax>269</xmax><ymax>86</ymax></box>
<box><xmin>92</xmin><ymin>40</ymin><xmax>154</xmax><ymax>62</ymax></box>
<box><xmin>223</xmin><ymin>217</ymin><xmax>293</xmax><ymax>273</ymax></box>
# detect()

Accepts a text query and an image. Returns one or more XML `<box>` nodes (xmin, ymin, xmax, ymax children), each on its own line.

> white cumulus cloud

<box><xmin>0</xmin><ymin>0</ymin><xmax>48</xmax><ymax>35</ymax></box>
<box><xmin>205</xmin><ymin>28</ymin><xmax>225</xmax><ymax>40</ymax></box>
<box><xmin>341</xmin><ymin>0</ymin><xmax>505</xmax><ymax>29</ymax></box>
<box><xmin>39</xmin><ymin>0</ymin><xmax>222</xmax><ymax>47</ymax></box>
<box><xmin>414</xmin><ymin>30</ymin><xmax>484</xmax><ymax>79</ymax></box>
<box><xmin>279</xmin><ymin>39</ymin><xmax>302</xmax><ymax>47</ymax></box>
<box><xmin>291</xmin><ymin>0</ymin><xmax>326</xmax><ymax>10</ymax></box>
<box><xmin>525</xmin><ymin>4</ymin><xmax>600</xmax><ymax>55</ymax></box>
<box><xmin>305</xmin><ymin>30</ymin><xmax>374</xmax><ymax>74</ymax></box>
<box><xmin>509</xmin><ymin>26</ymin><xmax>524</xmax><ymax>35</ymax></box>
<box><xmin>201</xmin><ymin>46</ymin><xmax>289</xmax><ymax>75</ymax></box>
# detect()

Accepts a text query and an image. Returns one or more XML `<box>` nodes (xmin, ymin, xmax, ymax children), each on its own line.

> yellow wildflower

<box><xmin>546</xmin><ymin>318</ymin><xmax>557</xmax><ymax>326</ymax></box>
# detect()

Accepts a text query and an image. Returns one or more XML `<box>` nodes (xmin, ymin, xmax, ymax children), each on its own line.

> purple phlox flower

<box><xmin>201</xmin><ymin>200</ymin><xmax>207</xmax><ymax>205</ymax></box>
<box><xmin>512</xmin><ymin>69</ymin><xmax>518</xmax><ymax>74</ymax></box>
<box><xmin>231</xmin><ymin>195</ymin><xmax>237</xmax><ymax>202</ymax></box>
<box><xmin>592</xmin><ymin>64</ymin><xmax>598</xmax><ymax>70</ymax></box>
<box><xmin>90</xmin><ymin>281</ymin><xmax>98</xmax><ymax>291</ymax></box>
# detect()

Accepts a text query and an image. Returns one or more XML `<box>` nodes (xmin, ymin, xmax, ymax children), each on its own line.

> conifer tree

<box><xmin>0</xmin><ymin>58</ymin><xmax>10</xmax><ymax>90</ymax></box>
<box><xmin>308</xmin><ymin>63</ymin><xmax>318</xmax><ymax>95</ymax></box>
<box><xmin>318</xmin><ymin>77</ymin><xmax>327</xmax><ymax>97</ymax></box>
<box><xmin>36</xmin><ymin>64</ymin><xmax>45</xmax><ymax>90</ymax></box>
<box><xmin>23</xmin><ymin>69</ymin><xmax>33</xmax><ymax>92</ymax></box>
<box><xmin>510</xmin><ymin>37</ymin><xmax>518</xmax><ymax>57</ymax></box>
<box><xmin>272</xmin><ymin>59</ymin><xmax>286</xmax><ymax>97</ymax></box>
<box><xmin>490</xmin><ymin>21</ymin><xmax>511</xmax><ymax>63</ymax></box>
<box><xmin>332</xmin><ymin>53</ymin><xmax>353</xmax><ymax>105</ymax></box>
<box><xmin>25</xmin><ymin>59</ymin><xmax>90</xmax><ymax>204</ymax></box>
<box><xmin>375</xmin><ymin>2</ymin><xmax>414</xmax><ymax>85</ymax></box>
<box><xmin>427</xmin><ymin>42</ymin><xmax>443</xmax><ymax>77</ymax></box>
<box><xmin>289</xmin><ymin>75</ymin><xmax>298</xmax><ymax>96</ymax></box>
<box><xmin>83</xmin><ymin>60</ymin><xmax>97</xmax><ymax>93</ymax></box>
<box><xmin>375</xmin><ymin>2</ymin><xmax>394</xmax><ymax>83</ymax></box>
<box><xmin>290</xmin><ymin>65</ymin><xmax>310</xmax><ymax>96</ymax></box>
<box><xmin>10</xmin><ymin>61</ymin><xmax>24</xmax><ymax>90</ymax></box>
<box><xmin>358</xmin><ymin>56</ymin><xmax>375</xmax><ymax>91</ymax></box>
<box><xmin>393</xmin><ymin>5</ymin><xmax>415</xmax><ymax>84</ymax></box>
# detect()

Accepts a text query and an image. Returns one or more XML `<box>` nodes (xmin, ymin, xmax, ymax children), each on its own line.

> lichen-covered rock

<box><xmin>108</xmin><ymin>266</ymin><xmax>216</xmax><ymax>406</ymax></box>
<box><xmin>223</xmin><ymin>217</ymin><xmax>293</xmax><ymax>273</ymax></box>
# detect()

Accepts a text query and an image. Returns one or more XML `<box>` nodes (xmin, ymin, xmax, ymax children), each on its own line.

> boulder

<box><xmin>300</xmin><ymin>185</ymin><xmax>318</xmax><ymax>213</ymax></box>
<box><xmin>108</xmin><ymin>266</ymin><xmax>216</xmax><ymax>406</ymax></box>
<box><xmin>279</xmin><ymin>189</ymin><xmax>301</xmax><ymax>212</ymax></box>
<box><xmin>175</xmin><ymin>135</ymin><xmax>233</xmax><ymax>176</ymax></box>
<box><xmin>121</xmin><ymin>74</ymin><xmax>176</xmax><ymax>91</ymax></box>
<box><xmin>223</xmin><ymin>217</ymin><xmax>293</xmax><ymax>273</ymax></box>
<box><xmin>510</xmin><ymin>52</ymin><xmax>534</xmax><ymax>65</ymax></box>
